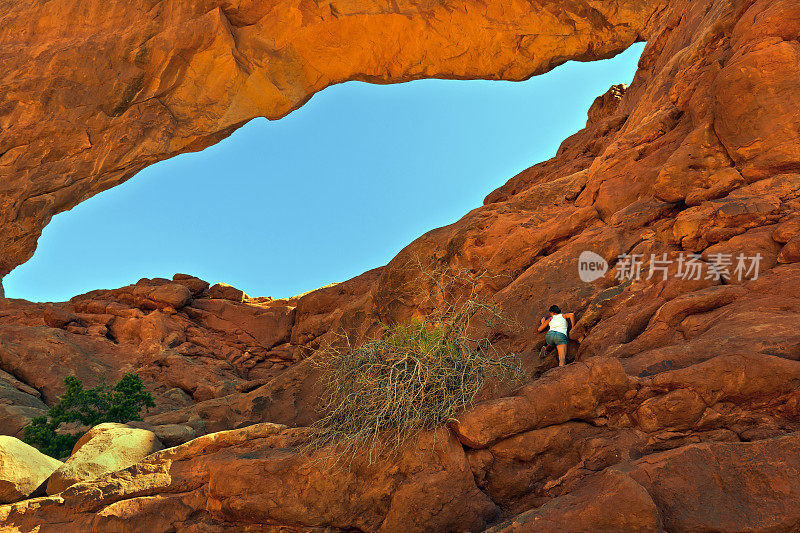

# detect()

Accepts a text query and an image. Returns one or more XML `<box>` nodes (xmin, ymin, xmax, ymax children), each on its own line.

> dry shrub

<box><xmin>310</xmin><ymin>262</ymin><xmax>522</xmax><ymax>462</ymax></box>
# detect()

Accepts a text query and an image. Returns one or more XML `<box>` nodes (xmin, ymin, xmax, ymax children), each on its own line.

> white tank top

<box><xmin>549</xmin><ymin>314</ymin><xmax>568</xmax><ymax>334</ymax></box>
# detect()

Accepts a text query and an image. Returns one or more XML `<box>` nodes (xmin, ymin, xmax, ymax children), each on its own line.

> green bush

<box><xmin>23</xmin><ymin>373</ymin><xmax>154</xmax><ymax>458</ymax></box>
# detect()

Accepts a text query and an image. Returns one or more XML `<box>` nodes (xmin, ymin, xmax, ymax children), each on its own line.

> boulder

<box><xmin>147</xmin><ymin>283</ymin><xmax>192</xmax><ymax>310</ymax></box>
<box><xmin>46</xmin><ymin>423</ymin><xmax>163</xmax><ymax>495</ymax></box>
<box><xmin>172</xmin><ymin>274</ymin><xmax>210</xmax><ymax>296</ymax></box>
<box><xmin>0</xmin><ymin>436</ymin><xmax>62</xmax><ymax>503</ymax></box>
<box><xmin>207</xmin><ymin>283</ymin><xmax>248</xmax><ymax>303</ymax></box>
<box><xmin>488</xmin><ymin>470</ymin><xmax>664</xmax><ymax>533</ymax></box>
<box><xmin>42</xmin><ymin>307</ymin><xmax>80</xmax><ymax>329</ymax></box>
<box><xmin>450</xmin><ymin>357</ymin><xmax>632</xmax><ymax>448</ymax></box>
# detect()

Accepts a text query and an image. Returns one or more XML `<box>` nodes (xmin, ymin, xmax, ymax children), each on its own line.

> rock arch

<box><xmin>0</xmin><ymin>0</ymin><xmax>666</xmax><ymax>279</ymax></box>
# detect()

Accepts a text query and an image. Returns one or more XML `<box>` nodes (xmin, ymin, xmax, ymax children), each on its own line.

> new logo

<box><xmin>578</xmin><ymin>251</ymin><xmax>608</xmax><ymax>283</ymax></box>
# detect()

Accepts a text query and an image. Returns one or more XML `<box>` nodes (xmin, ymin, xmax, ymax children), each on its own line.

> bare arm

<box><xmin>537</xmin><ymin>316</ymin><xmax>551</xmax><ymax>332</ymax></box>
<box><xmin>565</xmin><ymin>312</ymin><xmax>575</xmax><ymax>323</ymax></box>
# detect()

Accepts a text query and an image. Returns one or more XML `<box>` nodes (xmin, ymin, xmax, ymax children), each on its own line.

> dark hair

<box><xmin>548</xmin><ymin>305</ymin><xmax>561</xmax><ymax>314</ymax></box>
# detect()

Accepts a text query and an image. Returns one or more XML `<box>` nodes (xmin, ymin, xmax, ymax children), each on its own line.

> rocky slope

<box><xmin>2</xmin><ymin>0</ymin><xmax>800</xmax><ymax>530</ymax></box>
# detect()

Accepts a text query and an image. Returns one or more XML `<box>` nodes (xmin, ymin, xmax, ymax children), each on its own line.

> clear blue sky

<box><xmin>6</xmin><ymin>44</ymin><xmax>644</xmax><ymax>302</ymax></box>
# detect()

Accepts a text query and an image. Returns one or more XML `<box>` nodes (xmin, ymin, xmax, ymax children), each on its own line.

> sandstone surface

<box><xmin>46</xmin><ymin>423</ymin><xmax>164</xmax><ymax>495</ymax></box>
<box><xmin>0</xmin><ymin>437</ymin><xmax>62</xmax><ymax>504</ymax></box>
<box><xmin>1</xmin><ymin>424</ymin><xmax>498</xmax><ymax>532</ymax></box>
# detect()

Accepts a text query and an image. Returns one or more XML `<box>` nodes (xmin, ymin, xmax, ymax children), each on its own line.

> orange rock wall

<box><xmin>0</xmin><ymin>0</ymin><xmax>664</xmax><ymax>278</ymax></box>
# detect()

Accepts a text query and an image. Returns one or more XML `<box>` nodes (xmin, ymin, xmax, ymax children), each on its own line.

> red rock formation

<box><xmin>0</xmin><ymin>424</ymin><xmax>498</xmax><ymax>532</ymax></box>
<box><xmin>0</xmin><ymin>0</ymin><xmax>664</xmax><ymax>280</ymax></box>
<box><xmin>0</xmin><ymin>268</ymin><xmax>380</xmax><ymax>438</ymax></box>
<box><xmin>2</xmin><ymin>0</ymin><xmax>800</xmax><ymax>530</ymax></box>
<box><xmin>2</xmin><ymin>356</ymin><xmax>799</xmax><ymax>530</ymax></box>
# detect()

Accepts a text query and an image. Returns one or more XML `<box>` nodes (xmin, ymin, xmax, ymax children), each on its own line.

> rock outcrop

<box><xmin>2</xmin><ymin>364</ymin><xmax>800</xmax><ymax>531</ymax></box>
<box><xmin>487</xmin><ymin>433</ymin><xmax>800</xmax><ymax>532</ymax></box>
<box><xmin>0</xmin><ymin>271</ymin><xmax>354</xmax><ymax>436</ymax></box>
<box><xmin>1</xmin><ymin>424</ymin><xmax>498</xmax><ymax>532</ymax></box>
<box><xmin>1</xmin><ymin>0</ymin><xmax>800</xmax><ymax>530</ymax></box>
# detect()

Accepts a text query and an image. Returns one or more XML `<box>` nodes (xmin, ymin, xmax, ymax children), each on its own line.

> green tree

<box><xmin>23</xmin><ymin>373</ymin><xmax>155</xmax><ymax>458</ymax></box>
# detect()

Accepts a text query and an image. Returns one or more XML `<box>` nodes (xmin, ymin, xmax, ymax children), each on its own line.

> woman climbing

<box><xmin>537</xmin><ymin>305</ymin><xmax>575</xmax><ymax>367</ymax></box>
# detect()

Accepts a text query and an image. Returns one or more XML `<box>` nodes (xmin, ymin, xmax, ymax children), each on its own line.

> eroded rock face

<box><xmin>1</xmin><ymin>360</ymin><xmax>800</xmax><ymax>531</ymax></box>
<box><xmin>486</xmin><ymin>470</ymin><xmax>665</xmax><ymax>532</ymax></box>
<box><xmin>0</xmin><ymin>272</ymin><xmax>369</xmax><ymax>436</ymax></box>
<box><xmin>1</xmin><ymin>424</ymin><xmax>498</xmax><ymax>532</ymax></box>
<box><xmin>464</xmin><ymin>353</ymin><xmax>800</xmax><ymax>516</ymax></box>
<box><xmin>488</xmin><ymin>433</ymin><xmax>800</xmax><ymax>532</ymax></box>
<box><xmin>0</xmin><ymin>369</ymin><xmax>47</xmax><ymax>439</ymax></box>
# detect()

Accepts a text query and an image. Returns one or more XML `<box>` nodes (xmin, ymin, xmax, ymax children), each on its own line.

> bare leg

<box><xmin>556</xmin><ymin>344</ymin><xmax>567</xmax><ymax>367</ymax></box>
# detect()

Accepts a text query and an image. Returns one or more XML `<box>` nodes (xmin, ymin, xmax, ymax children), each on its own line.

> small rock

<box><xmin>172</xmin><ymin>274</ymin><xmax>210</xmax><ymax>296</ymax></box>
<box><xmin>126</xmin><ymin>422</ymin><xmax>196</xmax><ymax>447</ymax></box>
<box><xmin>43</xmin><ymin>307</ymin><xmax>80</xmax><ymax>329</ymax></box>
<box><xmin>152</xmin><ymin>424</ymin><xmax>196</xmax><ymax>447</ymax></box>
<box><xmin>86</xmin><ymin>324</ymin><xmax>108</xmax><ymax>337</ymax></box>
<box><xmin>148</xmin><ymin>283</ymin><xmax>192</xmax><ymax>309</ymax></box>
<box><xmin>208</xmin><ymin>283</ymin><xmax>249</xmax><ymax>302</ymax></box>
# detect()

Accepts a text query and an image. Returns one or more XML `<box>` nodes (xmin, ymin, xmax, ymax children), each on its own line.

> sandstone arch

<box><xmin>0</xmin><ymin>0</ymin><xmax>666</xmax><ymax>281</ymax></box>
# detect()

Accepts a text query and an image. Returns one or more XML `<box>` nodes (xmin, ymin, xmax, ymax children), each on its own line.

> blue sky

<box><xmin>6</xmin><ymin>44</ymin><xmax>645</xmax><ymax>302</ymax></box>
